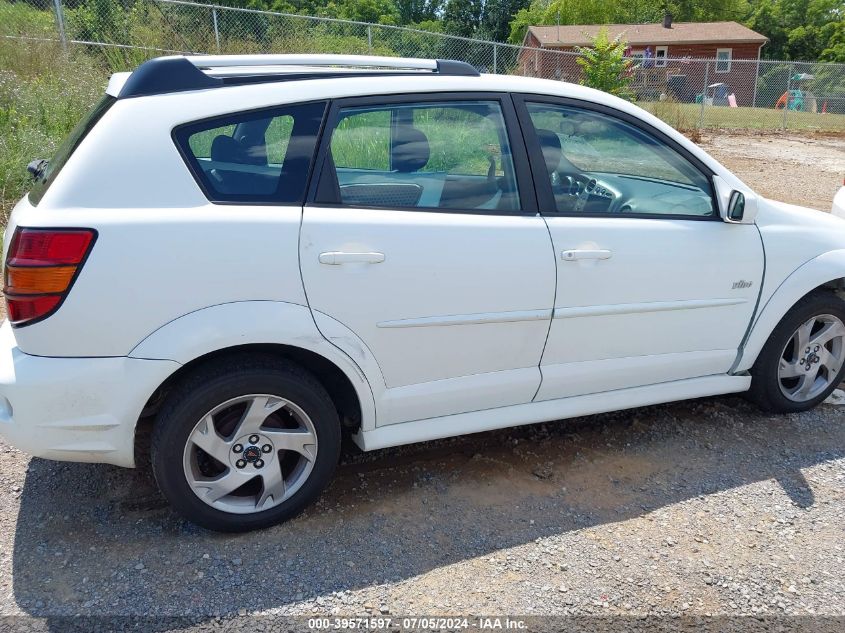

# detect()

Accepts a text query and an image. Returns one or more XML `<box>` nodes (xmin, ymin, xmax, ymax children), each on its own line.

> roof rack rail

<box><xmin>117</xmin><ymin>54</ymin><xmax>480</xmax><ymax>99</ymax></box>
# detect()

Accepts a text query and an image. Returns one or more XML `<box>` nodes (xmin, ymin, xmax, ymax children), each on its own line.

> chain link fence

<box><xmin>2</xmin><ymin>0</ymin><xmax>845</xmax><ymax>131</ymax></box>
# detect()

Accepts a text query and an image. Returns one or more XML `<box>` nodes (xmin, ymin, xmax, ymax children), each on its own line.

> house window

<box><xmin>716</xmin><ymin>48</ymin><xmax>732</xmax><ymax>73</ymax></box>
<box><xmin>655</xmin><ymin>46</ymin><xmax>668</xmax><ymax>67</ymax></box>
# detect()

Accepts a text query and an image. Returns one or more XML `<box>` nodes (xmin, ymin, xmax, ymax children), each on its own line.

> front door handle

<box><xmin>319</xmin><ymin>251</ymin><xmax>386</xmax><ymax>265</ymax></box>
<box><xmin>561</xmin><ymin>249</ymin><xmax>612</xmax><ymax>262</ymax></box>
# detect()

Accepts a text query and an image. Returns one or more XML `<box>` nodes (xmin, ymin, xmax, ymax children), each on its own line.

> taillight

<box><xmin>3</xmin><ymin>228</ymin><xmax>96</xmax><ymax>326</ymax></box>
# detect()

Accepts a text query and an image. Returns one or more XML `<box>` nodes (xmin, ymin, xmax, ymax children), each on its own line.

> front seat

<box><xmin>535</xmin><ymin>128</ymin><xmax>563</xmax><ymax>176</ymax></box>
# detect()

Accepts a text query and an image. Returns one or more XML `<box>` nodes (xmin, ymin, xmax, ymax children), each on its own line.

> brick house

<box><xmin>518</xmin><ymin>17</ymin><xmax>768</xmax><ymax>106</ymax></box>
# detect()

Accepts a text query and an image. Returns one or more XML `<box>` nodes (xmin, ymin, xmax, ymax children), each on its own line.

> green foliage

<box><xmin>476</xmin><ymin>0</ymin><xmax>530</xmax><ymax>43</ymax></box>
<box><xmin>443</xmin><ymin>0</ymin><xmax>484</xmax><ymax>38</ymax></box>
<box><xmin>575</xmin><ymin>28</ymin><xmax>634</xmax><ymax>99</ymax></box>
<box><xmin>318</xmin><ymin>0</ymin><xmax>400</xmax><ymax>25</ymax></box>
<box><xmin>0</xmin><ymin>36</ymin><xmax>107</xmax><ymax>222</ymax></box>
<box><xmin>746</xmin><ymin>0</ymin><xmax>845</xmax><ymax>62</ymax></box>
<box><xmin>395</xmin><ymin>0</ymin><xmax>443</xmax><ymax>25</ymax></box>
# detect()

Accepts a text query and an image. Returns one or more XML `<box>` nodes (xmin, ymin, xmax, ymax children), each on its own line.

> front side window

<box><xmin>655</xmin><ymin>46</ymin><xmax>668</xmax><ymax>67</ymax></box>
<box><xmin>716</xmin><ymin>49</ymin><xmax>732</xmax><ymax>73</ymax></box>
<box><xmin>317</xmin><ymin>100</ymin><xmax>520</xmax><ymax>212</ymax></box>
<box><xmin>526</xmin><ymin>102</ymin><xmax>713</xmax><ymax>217</ymax></box>
<box><xmin>175</xmin><ymin>101</ymin><xmax>326</xmax><ymax>204</ymax></box>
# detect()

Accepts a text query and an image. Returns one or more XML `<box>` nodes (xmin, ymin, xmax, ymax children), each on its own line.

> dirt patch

<box><xmin>698</xmin><ymin>131</ymin><xmax>845</xmax><ymax>210</ymax></box>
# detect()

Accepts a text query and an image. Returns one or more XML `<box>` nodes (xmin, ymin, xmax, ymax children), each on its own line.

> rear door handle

<box><xmin>319</xmin><ymin>251</ymin><xmax>385</xmax><ymax>265</ymax></box>
<box><xmin>561</xmin><ymin>249</ymin><xmax>612</xmax><ymax>262</ymax></box>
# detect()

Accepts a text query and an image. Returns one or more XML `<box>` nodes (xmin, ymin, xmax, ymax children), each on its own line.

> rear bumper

<box><xmin>0</xmin><ymin>321</ymin><xmax>178</xmax><ymax>467</ymax></box>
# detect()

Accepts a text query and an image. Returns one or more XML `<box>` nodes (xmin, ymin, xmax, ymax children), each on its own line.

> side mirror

<box><xmin>713</xmin><ymin>175</ymin><xmax>758</xmax><ymax>224</ymax></box>
<box><xmin>726</xmin><ymin>190</ymin><xmax>745</xmax><ymax>222</ymax></box>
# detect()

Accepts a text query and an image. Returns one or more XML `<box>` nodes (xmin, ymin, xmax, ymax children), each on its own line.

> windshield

<box><xmin>29</xmin><ymin>95</ymin><xmax>116</xmax><ymax>206</ymax></box>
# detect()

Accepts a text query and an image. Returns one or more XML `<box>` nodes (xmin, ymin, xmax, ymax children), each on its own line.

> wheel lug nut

<box><xmin>261</xmin><ymin>444</ymin><xmax>272</xmax><ymax>453</ymax></box>
<box><xmin>249</xmin><ymin>435</ymin><xmax>260</xmax><ymax>444</ymax></box>
<box><xmin>254</xmin><ymin>459</ymin><xmax>264</xmax><ymax>469</ymax></box>
<box><xmin>235</xmin><ymin>459</ymin><xmax>246</xmax><ymax>469</ymax></box>
<box><xmin>233</xmin><ymin>444</ymin><xmax>243</xmax><ymax>453</ymax></box>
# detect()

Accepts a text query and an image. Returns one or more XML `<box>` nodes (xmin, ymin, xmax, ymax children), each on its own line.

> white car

<box><xmin>3</xmin><ymin>55</ymin><xmax>845</xmax><ymax>532</ymax></box>
<box><xmin>834</xmin><ymin>178</ymin><xmax>845</xmax><ymax>218</ymax></box>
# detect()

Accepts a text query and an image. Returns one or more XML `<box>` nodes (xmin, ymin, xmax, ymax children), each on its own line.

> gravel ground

<box><xmin>697</xmin><ymin>131</ymin><xmax>844</xmax><ymax>211</ymax></box>
<box><xmin>0</xmin><ymin>132</ymin><xmax>844</xmax><ymax>631</ymax></box>
<box><xmin>0</xmin><ymin>398</ymin><xmax>843</xmax><ymax>627</ymax></box>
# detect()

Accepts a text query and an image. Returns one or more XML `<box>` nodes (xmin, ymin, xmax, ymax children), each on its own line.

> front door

<box><xmin>300</xmin><ymin>95</ymin><xmax>556</xmax><ymax>425</ymax></box>
<box><xmin>515</xmin><ymin>97</ymin><xmax>764</xmax><ymax>401</ymax></box>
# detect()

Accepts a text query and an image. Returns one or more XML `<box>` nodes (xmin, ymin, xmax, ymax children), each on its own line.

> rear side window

<box><xmin>29</xmin><ymin>95</ymin><xmax>116</xmax><ymax>206</ymax></box>
<box><xmin>316</xmin><ymin>100</ymin><xmax>520</xmax><ymax>212</ymax></box>
<box><xmin>174</xmin><ymin>101</ymin><xmax>327</xmax><ymax>204</ymax></box>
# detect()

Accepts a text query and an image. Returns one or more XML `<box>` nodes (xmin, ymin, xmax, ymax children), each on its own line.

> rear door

<box><xmin>299</xmin><ymin>93</ymin><xmax>556</xmax><ymax>426</ymax></box>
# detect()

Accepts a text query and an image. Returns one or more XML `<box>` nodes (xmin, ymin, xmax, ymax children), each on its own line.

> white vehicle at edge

<box><xmin>2</xmin><ymin>55</ymin><xmax>844</xmax><ymax>532</ymax></box>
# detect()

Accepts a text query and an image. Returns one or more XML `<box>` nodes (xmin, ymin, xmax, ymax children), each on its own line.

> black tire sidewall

<box><xmin>751</xmin><ymin>292</ymin><xmax>845</xmax><ymax>413</ymax></box>
<box><xmin>152</xmin><ymin>364</ymin><xmax>340</xmax><ymax>532</ymax></box>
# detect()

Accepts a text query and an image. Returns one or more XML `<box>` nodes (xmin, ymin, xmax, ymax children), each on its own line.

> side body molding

<box><xmin>128</xmin><ymin>301</ymin><xmax>378</xmax><ymax>431</ymax></box>
<box><xmin>735</xmin><ymin>249</ymin><xmax>845</xmax><ymax>372</ymax></box>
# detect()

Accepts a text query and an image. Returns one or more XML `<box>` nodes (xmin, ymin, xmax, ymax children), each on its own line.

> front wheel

<box><xmin>151</xmin><ymin>358</ymin><xmax>341</xmax><ymax>532</ymax></box>
<box><xmin>748</xmin><ymin>291</ymin><xmax>845</xmax><ymax>413</ymax></box>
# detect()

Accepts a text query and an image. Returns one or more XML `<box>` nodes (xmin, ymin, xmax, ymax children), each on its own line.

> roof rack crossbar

<box><xmin>117</xmin><ymin>54</ymin><xmax>479</xmax><ymax>99</ymax></box>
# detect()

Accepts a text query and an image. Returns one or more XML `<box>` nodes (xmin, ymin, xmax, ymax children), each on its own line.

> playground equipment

<box><xmin>775</xmin><ymin>73</ymin><xmax>816</xmax><ymax>112</ymax></box>
<box><xmin>695</xmin><ymin>83</ymin><xmax>730</xmax><ymax>106</ymax></box>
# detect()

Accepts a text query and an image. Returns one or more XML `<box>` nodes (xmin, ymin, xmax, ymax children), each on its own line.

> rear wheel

<box><xmin>151</xmin><ymin>357</ymin><xmax>340</xmax><ymax>532</ymax></box>
<box><xmin>749</xmin><ymin>291</ymin><xmax>845</xmax><ymax>413</ymax></box>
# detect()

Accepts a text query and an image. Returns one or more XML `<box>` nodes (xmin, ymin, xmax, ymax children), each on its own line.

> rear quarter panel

<box><xmin>8</xmin><ymin>95</ymin><xmax>308</xmax><ymax>357</ymax></box>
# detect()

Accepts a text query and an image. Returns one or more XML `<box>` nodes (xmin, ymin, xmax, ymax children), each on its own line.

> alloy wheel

<box><xmin>777</xmin><ymin>314</ymin><xmax>845</xmax><ymax>402</ymax></box>
<box><xmin>182</xmin><ymin>394</ymin><xmax>318</xmax><ymax>514</ymax></box>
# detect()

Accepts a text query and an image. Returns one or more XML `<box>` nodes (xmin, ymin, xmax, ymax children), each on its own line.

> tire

<box><xmin>748</xmin><ymin>291</ymin><xmax>845</xmax><ymax>413</ymax></box>
<box><xmin>151</xmin><ymin>355</ymin><xmax>340</xmax><ymax>532</ymax></box>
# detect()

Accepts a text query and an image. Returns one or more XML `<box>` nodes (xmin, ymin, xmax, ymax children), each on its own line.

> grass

<box><xmin>640</xmin><ymin>101</ymin><xmax>845</xmax><ymax>132</ymax></box>
<box><xmin>331</xmin><ymin>106</ymin><xmax>505</xmax><ymax>176</ymax></box>
<box><xmin>0</xmin><ymin>36</ymin><xmax>108</xmax><ymax>222</ymax></box>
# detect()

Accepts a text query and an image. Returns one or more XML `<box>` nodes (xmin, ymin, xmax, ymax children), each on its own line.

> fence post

<box><xmin>698</xmin><ymin>61</ymin><xmax>709</xmax><ymax>129</ymax></box>
<box><xmin>782</xmin><ymin>62</ymin><xmax>794</xmax><ymax>130</ymax></box>
<box><xmin>492</xmin><ymin>43</ymin><xmax>497</xmax><ymax>74</ymax></box>
<box><xmin>367</xmin><ymin>25</ymin><xmax>372</xmax><ymax>54</ymax></box>
<box><xmin>52</xmin><ymin>0</ymin><xmax>68</xmax><ymax>53</ymax></box>
<box><xmin>752</xmin><ymin>58</ymin><xmax>760</xmax><ymax>108</ymax></box>
<box><xmin>212</xmin><ymin>9</ymin><xmax>221</xmax><ymax>53</ymax></box>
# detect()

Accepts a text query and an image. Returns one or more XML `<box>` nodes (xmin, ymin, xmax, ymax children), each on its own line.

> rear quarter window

<box><xmin>29</xmin><ymin>95</ymin><xmax>116</xmax><ymax>206</ymax></box>
<box><xmin>174</xmin><ymin>102</ymin><xmax>326</xmax><ymax>204</ymax></box>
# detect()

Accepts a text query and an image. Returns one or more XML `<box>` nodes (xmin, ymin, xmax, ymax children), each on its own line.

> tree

<box><xmin>478</xmin><ymin>0</ymin><xmax>531</xmax><ymax>43</ymax></box>
<box><xmin>442</xmin><ymin>0</ymin><xmax>484</xmax><ymax>37</ymax></box>
<box><xmin>575</xmin><ymin>28</ymin><xmax>634</xmax><ymax>99</ymax></box>
<box><xmin>318</xmin><ymin>0</ymin><xmax>400</xmax><ymax>24</ymax></box>
<box><xmin>746</xmin><ymin>0</ymin><xmax>845</xmax><ymax>62</ymax></box>
<box><xmin>395</xmin><ymin>0</ymin><xmax>444</xmax><ymax>25</ymax></box>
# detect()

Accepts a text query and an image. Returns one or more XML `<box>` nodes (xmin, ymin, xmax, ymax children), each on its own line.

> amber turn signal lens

<box><xmin>3</xmin><ymin>227</ymin><xmax>96</xmax><ymax>326</ymax></box>
<box><xmin>4</xmin><ymin>265</ymin><xmax>77</xmax><ymax>295</ymax></box>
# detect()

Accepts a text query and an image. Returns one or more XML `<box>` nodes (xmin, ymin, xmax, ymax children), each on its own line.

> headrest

<box><xmin>391</xmin><ymin>127</ymin><xmax>430</xmax><ymax>173</ymax></box>
<box><xmin>210</xmin><ymin>135</ymin><xmax>245</xmax><ymax>163</ymax></box>
<box><xmin>535</xmin><ymin>129</ymin><xmax>562</xmax><ymax>175</ymax></box>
